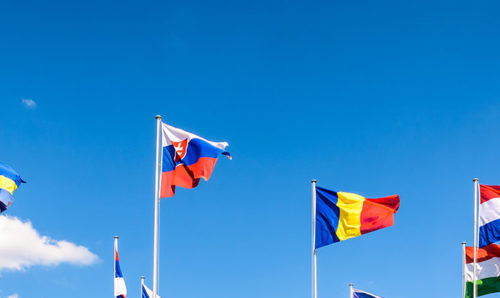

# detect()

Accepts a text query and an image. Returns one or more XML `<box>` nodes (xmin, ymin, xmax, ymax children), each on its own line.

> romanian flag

<box><xmin>315</xmin><ymin>186</ymin><xmax>400</xmax><ymax>248</ymax></box>
<box><xmin>479</xmin><ymin>185</ymin><xmax>500</xmax><ymax>247</ymax></box>
<box><xmin>160</xmin><ymin>122</ymin><xmax>230</xmax><ymax>198</ymax></box>
<box><xmin>0</xmin><ymin>162</ymin><xmax>25</xmax><ymax>213</ymax></box>
<box><xmin>465</xmin><ymin>243</ymin><xmax>500</xmax><ymax>298</ymax></box>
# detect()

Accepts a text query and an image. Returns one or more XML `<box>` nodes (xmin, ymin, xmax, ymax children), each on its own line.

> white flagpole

<box><xmin>114</xmin><ymin>236</ymin><xmax>118</xmax><ymax>298</ymax></box>
<box><xmin>141</xmin><ymin>276</ymin><xmax>145</xmax><ymax>298</ymax></box>
<box><xmin>153</xmin><ymin>115</ymin><xmax>162</xmax><ymax>298</ymax></box>
<box><xmin>462</xmin><ymin>241</ymin><xmax>466</xmax><ymax>298</ymax></box>
<box><xmin>312</xmin><ymin>179</ymin><xmax>317</xmax><ymax>298</ymax></box>
<box><xmin>349</xmin><ymin>283</ymin><xmax>353</xmax><ymax>298</ymax></box>
<box><xmin>473</xmin><ymin>178</ymin><xmax>479</xmax><ymax>298</ymax></box>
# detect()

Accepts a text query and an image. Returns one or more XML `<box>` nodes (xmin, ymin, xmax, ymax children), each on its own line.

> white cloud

<box><xmin>0</xmin><ymin>216</ymin><xmax>98</xmax><ymax>271</ymax></box>
<box><xmin>20</xmin><ymin>98</ymin><xmax>36</xmax><ymax>109</ymax></box>
<box><xmin>7</xmin><ymin>294</ymin><xmax>19</xmax><ymax>298</ymax></box>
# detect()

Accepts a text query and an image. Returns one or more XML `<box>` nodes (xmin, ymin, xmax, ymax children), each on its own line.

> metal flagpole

<box><xmin>312</xmin><ymin>179</ymin><xmax>317</xmax><ymax>298</ymax></box>
<box><xmin>473</xmin><ymin>178</ymin><xmax>479</xmax><ymax>298</ymax></box>
<box><xmin>141</xmin><ymin>276</ymin><xmax>145</xmax><ymax>298</ymax></box>
<box><xmin>349</xmin><ymin>283</ymin><xmax>353</xmax><ymax>298</ymax></box>
<box><xmin>114</xmin><ymin>236</ymin><xmax>118</xmax><ymax>298</ymax></box>
<box><xmin>153</xmin><ymin>115</ymin><xmax>162</xmax><ymax>298</ymax></box>
<box><xmin>462</xmin><ymin>241</ymin><xmax>466</xmax><ymax>298</ymax></box>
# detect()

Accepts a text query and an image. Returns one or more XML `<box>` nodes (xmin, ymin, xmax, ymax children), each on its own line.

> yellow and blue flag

<box><xmin>0</xmin><ymin>162</ymin><xmax>25</xmax><ymax>213</ymax></box>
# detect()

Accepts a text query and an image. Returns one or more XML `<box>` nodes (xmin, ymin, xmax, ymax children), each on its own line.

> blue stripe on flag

<box><xmin>0</xmin><ymin>189</ymin><xmax>14</xmax><ymax>213</ymax></box>
<box><xmin>142</xmin><ymin>285</ymin><xmax>150</xmax><ymax>298</ymax></box>
<box><xmin>353</xmin><ymin>293</ymin><xmax>381</xmax><ymax>298</ymax></box>
<box><xmin>115</xmin><ymin>260</ymin><xmax>124</xmax><ymax>278</ymax></box>
<box><xmin>480</xmin><ymin>218</ymin><xmax>500</xmax><ymax>247</ymax></box>
<box><xmin>353</xmin><ymin>289</ymin><xmax>382</xmax><ymax>298</ymax></box>
<box><xmin>162</xmin><ymin>138</ymin><xmax>225</xmax><ymax>172</ymax></box>
<box><xmin>0</xmin><ymin>162</ymin><xmax>24</xmax><ymax>186</ymax></box>
<box><xmin>315</xmin><ymin>187</ymin><xmax>341</xmax><ymax>249</ymax></box>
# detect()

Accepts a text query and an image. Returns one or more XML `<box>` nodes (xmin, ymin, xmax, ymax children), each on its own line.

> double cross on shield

<box><xmin>171</xmin><ymin>139</ymin><xmax>188</xmax><ymax>162</ymax></box>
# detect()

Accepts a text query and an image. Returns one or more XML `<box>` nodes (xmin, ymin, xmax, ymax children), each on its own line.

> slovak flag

<box><xmin>114</xmin><ymin>238</ymin><xmax>127</xmax><ymax>298</ymax></box>
<box><xmin>160</xmin><ymin>122</ymin><xmax>231</xmax><ymax>198</ymax></box>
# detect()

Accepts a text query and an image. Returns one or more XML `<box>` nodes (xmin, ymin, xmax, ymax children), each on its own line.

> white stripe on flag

<box><xmin>480</xmin><ymin>198</ymin><xmax>500</xmax><ymax>226</ymax></box>
<box><xmin>465</xmin><ymin>257</ymin><xmax>500</xmax><ymax>281</ymax></box>
<box><xmin>114</xmin><ymin>277</ymin><xmax>127</xmax><ymax>296</ymax></box>
<box><xmin>161</xmin><ymin>122</ymin><xmax>228</xmax><ymax>150</ymax></box>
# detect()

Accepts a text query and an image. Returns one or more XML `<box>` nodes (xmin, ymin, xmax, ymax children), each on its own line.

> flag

<box><xmin>465</xmin><ymin>243</ymin><xmax>500</xmax><ymax>297</ymax></box>
<box><xmin>352</xmin><ymin>288</ymin><xmax>383</xmax><ymax>298</ymax></box>
<box><xmin>315</xmin><ymin>186</ymin><xmax>400</xmax><ymax>249</ymax></box>
<box><xmin>114</xmin><ymin>239</ymin><xmax>127</xmax><ymax>298</ymax></box>
<box><xmin>0</xmin><ymin>162</ymin><xmax>25</xmax><ymax>213</ymax></box>
<box><xmin>479</xmin><ymin>185</ymin><xmax>500</xmax><ymax>247</ymax></box>
<box><xmin>160</xmin><ymin>122</ymin><xmax>231</xmax><ymax>198</ymax></box>
<box><xmin>142</xmin><ymin>281</ymin><xmax>160</xmax><ymax>298</ymax></box>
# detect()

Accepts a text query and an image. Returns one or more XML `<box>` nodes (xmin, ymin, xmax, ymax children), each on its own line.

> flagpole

<box><xmin>141</xmin><ymin>276</ymin><xmax>145</xmax><ymax>298</ymax></box>
<box><xmin>153</xmin><ymin>115</ymin><xmax>162</xmax><ymax>298</ymax></box>
<box><xmin>349</xmin><ymin>283</ymin><xmax>353</xmax><ymax>298</ymax></box>
<box><xmin>473</xmin><ymin>178</ymin><xmax>479</xmax><ymax>298</ymax></box>
<box><xmin>312</xmin><ymin>179</ymin><xmax>317</xmax><ymax>298</ymax></box>
<box><xmin>462</xmin><ymin>241</ymin><xmax>466</xmax><ymax>298</ymax></box>
<box><xmin>114</xmin><ymin>236</ymin><xmax>118</xmax><ymax>298</ymax></box>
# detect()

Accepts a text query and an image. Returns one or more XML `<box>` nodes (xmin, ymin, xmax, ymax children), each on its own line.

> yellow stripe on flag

<box><xmin>335</xmin><ymin>192</ymin><xmax>365</xmax><ymax>241</ymax></box>
<box><xmin>0</xmin><ymin>175</ymin><xmax>18</xmax><ymax>194</ymax></box>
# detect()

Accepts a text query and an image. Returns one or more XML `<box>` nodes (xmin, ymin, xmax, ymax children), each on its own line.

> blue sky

<box><xmin>1</xmin><ymin>0</ymin><xmax>500</xmax><ymax>297</ymax></box>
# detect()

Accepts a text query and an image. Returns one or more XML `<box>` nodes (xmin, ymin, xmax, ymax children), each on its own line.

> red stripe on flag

<box><xmin>465</xmin><ymin>243</ymin><xmax>500</xmax><ymax>263</ymax></box>
<box><xmin>480</xmin><ymin>184</ymin><xmax>500</xmax><ymax>204</ymax></box>
<box><xmin>360</xmin><ymin>195</ymin><xmax>400</xmax><ymax>235</ymax></box>
<box><xmin>160</xmin><ymin>157</ymin><xmax>218</xmax><ymax>198</ymax></box>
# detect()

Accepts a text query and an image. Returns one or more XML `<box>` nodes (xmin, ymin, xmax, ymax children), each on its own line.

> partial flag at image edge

<box><xmin>0</xmin><ymin>161</ymin><xmax>25</xmax><ymax>213</ymax></box>
<box><xmin>114</xmin><ymin>238</ymin><xmax>127</xmax><ymax>298</ymax></box>
<box><xmin>479</xmin><ymin>185</ymin><xmax>500</xmax><ymax>247</ymax></box>
<box><xmin>142</xmin><ymin>282</ymin><xmax>160</xmax><ymax>298</ymax></box>
<box><xmin>464</xmin><ymin>243</ymin><xmax>500</xmax><ymax>298</ymax></box>
<box><xmin>353</xmin><ymin>287</ymin><xmax>383</xmax><ymax>298</ymax></box>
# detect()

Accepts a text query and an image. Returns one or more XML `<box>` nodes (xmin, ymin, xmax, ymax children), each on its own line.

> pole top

<box><xmin>141</xmin><ymin>276</ymin><xmax>145</xmax><ymax>280</ymax></box>
<box><xmin>156</xmin><ymin>115</ymin><xmax>162</xmax><ymax>120</ymax></box>
<box><xmin>349</xmin><ymin>283</ymin><xmax>353</xmax><ymax>286</ymax></box>
<box><xmin>462</xmin><ymin>241</ymin><xmax>466</xmax><ymax>245</ymax></box>
<box><xmin>312</xmin><ymin>179</ymin><xmax>317</xmax><ymax>183</ymax></box>
<box><xmin>114</xmin><ymin>235</ymin><xmax>119</xmax><ymax>239</ymax></box>
<box><xmin>473</xmin><ymin>178</ymin><xmax>479</xmax><ymax>182</ymax></box>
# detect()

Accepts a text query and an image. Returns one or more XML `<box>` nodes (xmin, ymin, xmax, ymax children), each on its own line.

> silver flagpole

<box><xmin>462</xmin><ymin>241</ymin><xmax>466</xmax><ymax>298</ymax></box>
<box><xmin>141</xmin><ymin>276</ymin><xmax>145</xmax><ymax>298</ymax></box>
<box><xmin>473</xmin><ymin>178</ymin><xmax>479</xmax><ymax>298</ymax></box>
<box><xmin>312</xmin><ymin>179</ymin><xmax>317</xmax><ymax>298</ymax></box>
<box><xmin>349</xmin><ymin>283</ymin><xmax>353</xmax><ymax>298</ymax></box>
<box><xmin>153</xmin><ymin>115</ymin><xmax>162</xmax><ymax>298</ymax></box>
<box><xmin>114</xmin><ymin>236</ymin><xmax>118</xmax><ymax>298</ymax></box>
